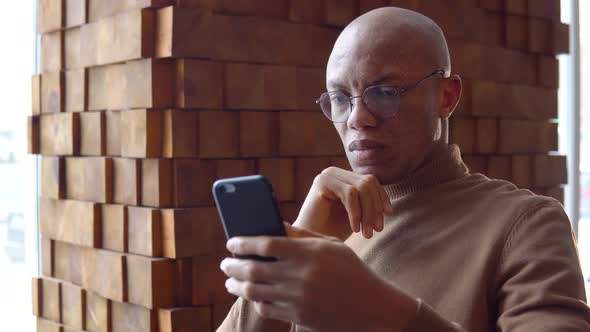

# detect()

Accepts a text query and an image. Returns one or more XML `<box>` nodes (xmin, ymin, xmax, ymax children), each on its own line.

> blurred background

<box><xmin>0</xmin><ymin>0</ymin><xmax>588</xmax><ymax>330</ymax></box>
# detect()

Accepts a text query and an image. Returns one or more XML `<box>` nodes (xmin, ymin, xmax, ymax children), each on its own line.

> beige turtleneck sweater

<box><xmin>218</xmin><ymin>144</ymin><xmax>590</xmax><ymax>331</ymax></box>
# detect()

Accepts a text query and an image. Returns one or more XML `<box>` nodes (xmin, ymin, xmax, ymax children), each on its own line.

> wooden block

<box><xmin>41</xmin><ymin>31</ymin><xmax>63</xmax><ymax>73</ymax></box>
<box><xmin>258</xmin><ymin>158</ymin><xmax>295</xmax><ymax>202</ymax></box>
<box><xmin>80</xmin><ymin>111</ymin><xmax>105</xmax><ymax>156</ymax></box>
<box><xmin>528</xmin><ymin>0</ymin><xmax>560</xmax><ymax>20</ymax></box>
<box><xmin>173</xmin><ymin>159</ymin><xmax>217</xmax><ymax>207</ymax></box>
<box><xmin>528</xmin><ymin>18</ymin><xmax>552</xmax><ymax>54</ymax></box>
<box><xmin>295</xmin><ymin>157</ymin><xmax>332</xmax><ymax>201</ymax></box>
<box><xmin>127</xmin><ymin>206</ymin><xmax>162</xmax><ymax>257</ymax></box>
<box><xmin>86</xmin><ymin>292</ymin><xmax>110</xmax><ymax>332</ymax></box>
<box><xmin>41</xmin><ymin>71</ymin><xmax>64</xmax><ymax>114</ymax></box>
<box><xmin>552</xmin><ymin>22</ymin><xmax>570</xmax><ymax>54</ymax></box>
<box><xmin>475</xmin><ymin>117</ymin><xmax>498</xmax><ymax>154</ymax></box>
<box><xmin>279</xmin><ymin>202</ymin><xmax>302</xmax><ymax>223</ymax></box>
<box><xmin>175</xmin><ymin>59</ymin><xmax>223</xmax><ymax>109</ymax></box>
<box><xmin>487</xmin><ymin>156</ymin><xmax>512</xmax><ymax>182</ymax></box>
<box><xmin>66</xmin><ymin>157</ymin><xmax>113</xmax><ymax>203</ymax></box>
<box><xmin>462</xmin><ymin>155</ymin><xmax>488</xmax><ymax>175</ymax></box>
<box><xmin>498</xmin><ymin>120</ymin><xmax>558</xmax><ymax>153</ymax></box>
<box><xmin>113</xmin><ymin>158</ymin><xmax>141</xmax><ymax>205</ymax></box>
<box><xmin>65</xmin><ymin>0</ymin><xmax>87</xmax><ymax>27</ymax></box>
<box><xmin>40</xmin><ymin>113</ymin><xmax>80</xmax><ymax>155</ymax></box>
<box><xmin>329</xmin><ymin>156</ymin><xmax>351</xmax><ymax>171</ymax></box>
<box><xmin>212</xmin><ymin>302</ymin><xmax>236</xmax><ymax>331</ymax></box>
<box><xmin>511</xmin><ymin>155</ymin><xmax>532</xmax><ymax>188</ymax></box>
<box><xmin>37</xmin><ymin>318</ymin><xmax>63</xmax><ymax>332</ymax></box>
<box><xmin>120</xmin><ymin>109</ymin><xmax>163</xmax><ymax>158</ymax></box>
<box><xmin>537</xmin><ymin>55</ymin><xmax>559</xmax><ymax>88</ymax></box>
<box><xmin>359</xmin><ymin>0</ymin><xmax>389</xmax><ymax>14</ymax></box>
<box><xmin>41</xmin><ymin>156</ymin><xmax>65</xmax><ymax>199</ymax></box>
<box><xmin>41</xmin><ymin>237</ymin><xmax>55</xmax><ymax>277</ymax></box>
<box><xmin>192</xmin><ymin>254</ymin><xmax>234</xmax><ymax>305</ymax></box>
<box><xmin>88</xmin><ymin>0</ymin><xmax>171</xmax><ymax>22</ymax></box>
<box><xmin>224</xmin><ymin>63</ymin><xmax>264</xmax><ymax>109</ymax></box>
<box><xmin>158</xmin><ymin>307</ymin><xmax>211</xmax><ymax>332</ymax></box>
<box><xmin>504</xmin><ymin>0</ymin><xmax>527</xmax><ymax>15</ymax></box>
<box><xmin>239</xmin><ymin>111</ymin><xmax>278</xmax><ymax>157</ymax></box>
<box><xmin>215</xmin><ymin>159</ymin><xmax>256</xmax><ymax>179</ymax></box>
<box><xmin>41</xmin><ymin>278</ymin><xmax>62</xmax><ymax>323</ymax></box>
<box><xmin>102</xmin><ymin>204</ymin><xmax>128</xmax><ymax>253</ymax></box>
<box><xmin>480</xmin><ymin>11</ymin><xmax>504</xmax><ymax>47</ymax></box>
<box><xmin>54</xmin><ymin>241</ymin><xmax>84</xmax><ymax>286</ymax></box>
<box><xmin>28</xmin><ymin>116</ymin><xmax>40</xmax><ymax>154</ymax></box>
<box><xmin>175</xmin><ymin>258</ymin><xmax>193</xmax><ymax>306</ymax></box>
<box><xmin>198</xmin><ymin>111</ymin><xmax>239</xmax><ymax>158</ymax></box>
<box><xmin>61</xmin><ymin>282</ymin><xmax>86</xmax><ymax>330</ymax></box>
<box><xmin>480</xmin><ymin>0</ymin><xmax>502</xmax><ymax>11</ymax></box>
<box><xmin>279</xmin><ymin>112</ymin><xmax>344</xmax><ymax>156</ymax></box>
<box><xmin>126</xmin><ymin>255</ymin><xmax>176</xmax><ymax>308</ymax></box>
<box><xmin>324</xmin><ymin>0</ymin><xmax>356</xmax><ymax>26</ymax></box>
<box><xmin>39</xmin><ymin>0</ymin><xmax>64</xmax><ymax>33</ymax></box>
<box><xmin>533</xmin><ymin>155</ymin><xmax>567</xmax><ymax>187</ymax></box>
<box><xmin>289</xmin><ymin>0</ymin><xmax>323</xmax><ymax>23</ymax></box>
<box><xmin>32</xmin><ymin>75</ymin><xmax>41</xmax><ymax>115</ymax></box>
<box><xmin>163</xmin><ymin>110</ymin><xmax>197</xmax><ymax>158</ymax></box>
<box><xmin>106</xmin><ymin>110</ymin><xmax>121</xmax><ymax>156</ymax></box>
<box><xmin>65</xmin><ymin>69</ymin><xmax>86</xmax><ymax>112</ymax></box>
<box><xmin>220</xmin><ymin>0</ymin><xmax>288</xmax><ymax>18</ymax></box>
<box><xmin>83</xmin><ymin>249</ymin><xmax>127</xmax><ymax>302</ymax></box>
<box><xmin>64</xmin><ymin>28</ymin><xmax>82</xmax><ymax>69</ymax></box>
<box><xmin>545</xmin><ymin>186</ymin><xmax>564</xmax><ymax>204</ymax></box>
<box><xmin>296</xmin><ymin>67</ymin><xmax>325</xmax><ymax>110</ymax></box>
<box><xmin>505</xmin><ymin>15</ymin><xmax>528</xmax><ymax>50</ymax></box>
<box><xmin>225</xmin><ymin>63</ymin><xmax>297</xmax><ymax>110</ymax></box>
<box><xmin>40</xmin><ymin>198</ymin><xmax>101</xmax><ymax>248</ymax></box>
<box><xmin>88</xmin><ymin>59</ymin><xmax>173</xmax><ymax>111</ymax></box>
<box><xmin>33</xmin><ymin>277</ymin><xmax>42</xmax><ymax>316</ymax></box>
<box><xmin>111</xmin><ymin>300</ymin><xmax>157</xmax><ymax>332</ymax></box>
<box><xmin>81</xmin><ymin>9</ymin><xmax>155</xmax><ymax>67</ymax></box>
<box><xmin>142</xmin><ymin>159</ymin><xmax>173</xmax><ymax>207</ymax></box>
<box><xmin>161</xmin><ymin>207</ymin><xmax>226</xmax><ymax>258</ymax></box>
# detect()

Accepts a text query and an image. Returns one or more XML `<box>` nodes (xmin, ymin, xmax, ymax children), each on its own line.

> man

<box><xmin>218</xmin><ymin>7</ymin><xmax>590</xmax><ymax>331</ymax></box>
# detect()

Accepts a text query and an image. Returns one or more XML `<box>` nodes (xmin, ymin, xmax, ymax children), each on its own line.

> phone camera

<box><xmin>222</xmin><ymin>183</ymin><xmax>236</xmax><ymax>194</ymax></box>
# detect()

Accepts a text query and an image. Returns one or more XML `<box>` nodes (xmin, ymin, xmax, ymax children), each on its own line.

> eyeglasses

<box><xmin>316</xmin><ymin>70</ymin><xmax>447</xmax><ymax>123</ymax></box>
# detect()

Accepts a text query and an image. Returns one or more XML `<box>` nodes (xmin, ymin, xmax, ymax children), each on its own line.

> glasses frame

<box><xmin>316</xmin><ymin>69</ymin><xmax>448</xmax><ymax>123</ymax></box>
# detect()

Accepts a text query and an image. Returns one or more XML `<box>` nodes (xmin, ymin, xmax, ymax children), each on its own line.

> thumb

<box><xmin>284</xmin><ymin>222</ymin><xmax>339</xmax><ymax>241</ymax></box>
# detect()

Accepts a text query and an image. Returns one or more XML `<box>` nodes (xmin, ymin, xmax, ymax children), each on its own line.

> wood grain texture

<box><xmin>158</xmin><ymin>307</ymin><xmax>211</xmax><ymax>332</ymax></box>
<box><xmin>79</xmin><ymin>111</ymin><xmax>105</xmax><ymax>156</ymax></box>
<box><xmin>127</xmin><ymin>206</ymin><xmax>162</xmax><ymax>257</ymax></box>
<box><xmin>120</xmin><ymin>109</ymin><xmax>163</xmax><ymax>158</ymax></box>
<box><xmin>40</xmin><ymin>113</ymin><xmax>79</xmax><ymax>156</ymax></box>
<box><xmin>113</xmin><ymin>158</ymin><xmax>142</xmax><ymax>205</ymax></box>
<box><xmin>101</xmin><ymin>204</ymin><xmax>128</xmax><ymax>253</ymax></box>
<box><xmin>65</xmin><ymin>69</ymin><xmax>86</xmax><ymax>112</ymax></box>
<box><xmin>82</xmin><ymin>249</ymin><xmax>127</xmax><ymax>302</ymax></box>
<box><xmin>39</xmin><ymin>198</ymin><xmax>100</xmax><ymax>248</ymax></box>
<box><xmin>41</xmin><ymin>71</ymin><xmax>64</xmax><ymax>114</ymax></box>
<box><xmin>61</xmin><ymin>282</ymin><xmax>86</xmax><ymax>330</ymax></box>
<box><xmin>111</xmin><ymin>300</ymin><xmax>157</xmax><ymax>332</ymax></box>
<box><xmin>39</xmin><ymin>0</ymin><xmax>64</xmax><ymax>33</ymax></box>
<box><xmin>65</xmin><ymin>157</ymin><xmax>113</xmax><ymax>203</ymax></box>
<box><xmin>126</xmin><ymin>255</ymin><xmax>176</xmax><ymax>308</ymax></box>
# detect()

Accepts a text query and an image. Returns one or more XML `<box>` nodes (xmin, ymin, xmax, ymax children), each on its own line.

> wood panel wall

<box><xmin>28</xmin><ymin>0</ymin><xmax>568</xmax><ymax>331</ymax></box>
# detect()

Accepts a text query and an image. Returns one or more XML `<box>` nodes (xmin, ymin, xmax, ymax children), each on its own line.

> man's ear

<box><xmin>439</xmin><ymin>74</ymin><xmax>462</xmax><ymax>119</ymax></box>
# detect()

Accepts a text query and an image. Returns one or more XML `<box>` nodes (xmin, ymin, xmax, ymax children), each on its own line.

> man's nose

<box><xmin>347</xmin><ymin>97</ymin><xmax>378</xmax><ymax>129</ymax></box>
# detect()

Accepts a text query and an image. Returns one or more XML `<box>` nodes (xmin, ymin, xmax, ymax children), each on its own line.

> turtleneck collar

<box><xmin>383</xmin><ymin>143</ymin><xmax>469</xmax><ymax>200</ymax></box>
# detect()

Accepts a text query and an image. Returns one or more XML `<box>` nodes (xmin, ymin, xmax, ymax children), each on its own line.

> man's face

<box><xmin>326</xmin><ymin>32</ymin><xmax>441</xmax><ymax>185</ymax></box>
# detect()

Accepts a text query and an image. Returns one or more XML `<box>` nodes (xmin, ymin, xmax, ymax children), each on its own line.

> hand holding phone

<box><xmin>212</xmin><ymin>175</ymin><xmax>286</xmax><ymax>261</ymax></box>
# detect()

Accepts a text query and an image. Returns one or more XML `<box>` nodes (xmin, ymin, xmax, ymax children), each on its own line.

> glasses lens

<box><xmin>319</xmin><ymin>92</ymin><xmax>350</xmax><ymax>122</ymax></box>
<box><xmin>363</xmin><ymin>86</ymin><xmax>401</xmax><ymax>118</ymax></box>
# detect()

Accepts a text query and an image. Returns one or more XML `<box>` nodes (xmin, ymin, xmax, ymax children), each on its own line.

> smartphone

<box><xmin>212</xmin><ymin>175</ymin><xmax>287</xmax><ymax>261</ymax></box>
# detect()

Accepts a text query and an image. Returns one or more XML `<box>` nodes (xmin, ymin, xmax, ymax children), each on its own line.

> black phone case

<box><xmin>212</xmin><ymin>175</ymin><xmax>286</xmax><ymax>261</ymax></box>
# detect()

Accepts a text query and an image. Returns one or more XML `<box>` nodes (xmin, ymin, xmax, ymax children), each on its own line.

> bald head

<box><xmin>327</xmin><ymin>7</ymin><xmax>451</xmax><ymax>88</ymax></box>
<box><xmin>324</xmin><ymin>7</ymin><xmax>463</xmax><ymax>185</ymax></box>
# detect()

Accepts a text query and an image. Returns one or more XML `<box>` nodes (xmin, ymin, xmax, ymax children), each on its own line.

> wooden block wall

<box><xmin>29</xmin><ymin>0</ymin><xmax>568</xmax><ymax>331</ymax></box>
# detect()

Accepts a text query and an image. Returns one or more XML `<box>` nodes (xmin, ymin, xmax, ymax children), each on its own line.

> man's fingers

<box><xmin>358</xmin><ymin>183</ymin><xmax>375</xmax><ymax>238</ymax></box>
<box><xmin>227</xmin><ymin>236</ymin><xmax>296</xmax><ymax>259</ymax></box>
<box><xmin>225</xmin><ymin>278</ymin><xmax>295</xmax><ymax>303</ymax></box>
<box><xmin>220</xmin><ymin>258</ymin><xmax>292</xmax><ymax>283</ymax></box>
<box><xmin>367</xmin><ymin>178</ymin><xmax>385</xmax><ymax>232</ymax></box>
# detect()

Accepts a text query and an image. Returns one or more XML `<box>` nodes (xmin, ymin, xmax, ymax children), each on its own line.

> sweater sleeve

<box><xmin>494</xmin><ymin>200</ymin><xmax>590</xmax><ymax>331</ymax></box>
<box><xmin>397</xmin><ymin>200</ymin><xmax>590</xmax><ymax>332</ymax></box>
<box><xmin>216</xmin><ymin>296</ymin><xmax>294</xmax><ymax>332</ymax></box>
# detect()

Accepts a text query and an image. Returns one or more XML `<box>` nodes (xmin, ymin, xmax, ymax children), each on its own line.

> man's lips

<box><xmin>348</xmin><ymin>139</ymin><xmax>385</xmax><ymax>151</ymax></box>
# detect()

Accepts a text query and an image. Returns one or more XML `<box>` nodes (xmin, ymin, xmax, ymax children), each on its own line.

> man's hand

<box><xmin>295</xmin><ymin>167</ymin><xmax>393</xmax><ymax>240</ymax></box>
<box><xmin>220</xmin><ymin>224</ymin><xmax>417</xmax><ymax>332</ymax></box>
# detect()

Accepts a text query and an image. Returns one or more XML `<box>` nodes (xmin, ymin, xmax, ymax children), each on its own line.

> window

<box><xmin>0</xmin><ymin>1</ymin><xmax>39</xmax><ymax>330</ymax></box>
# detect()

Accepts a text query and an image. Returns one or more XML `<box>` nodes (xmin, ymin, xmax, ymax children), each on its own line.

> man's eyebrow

<box><xmin>327</xmin><ymin>73</ymin><xmax>402</xmax><ymax>92</ymax></box>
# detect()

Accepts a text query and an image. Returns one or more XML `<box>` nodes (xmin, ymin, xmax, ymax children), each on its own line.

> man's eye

<box><xmin>372</xmin><ymin>87</ymin><xmax>396</xmax><ymax>97</ymax></box>
<box><xmin>330</xmin><ymin>94</ymin><xmax>348</xmax><ymax>104</ymax></box>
